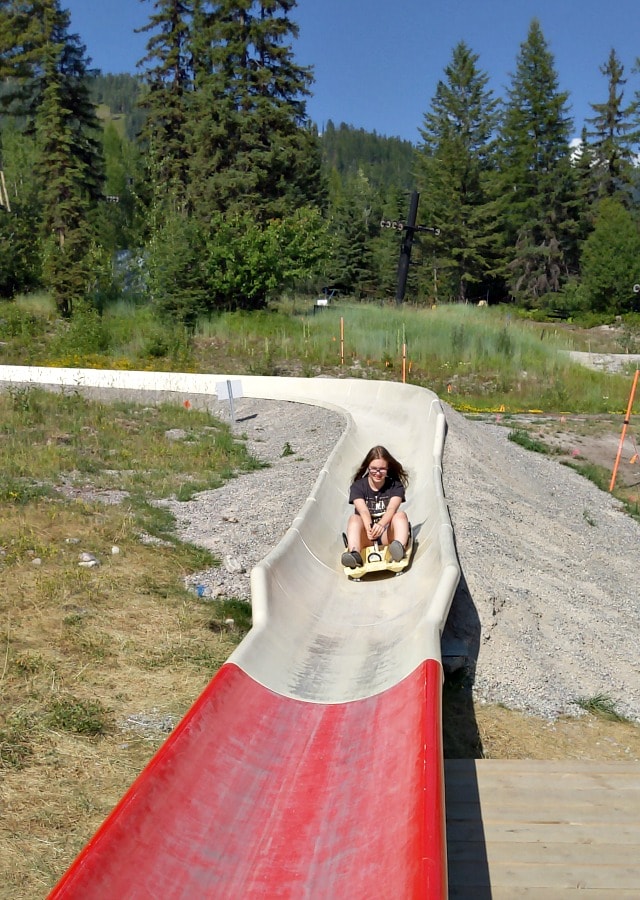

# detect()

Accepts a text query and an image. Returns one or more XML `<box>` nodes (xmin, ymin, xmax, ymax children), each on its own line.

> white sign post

<box><xmin>216</xmin><ymin>379</ymin><xmax>243</xmax><ymax>423</ymax></box>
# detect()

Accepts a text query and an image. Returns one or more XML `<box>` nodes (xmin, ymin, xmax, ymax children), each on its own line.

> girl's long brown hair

<box><xmin>352</xmin><ymin>445</ymin><xmax>408</xmax><ymax>486</ymax></box>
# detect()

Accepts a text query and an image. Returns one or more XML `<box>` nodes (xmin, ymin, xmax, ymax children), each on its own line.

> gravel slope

<box><xmin>441</xmin><ymin>403</ymin><xmax>640</xmax><ymax>722</ymax></box>
<box><xmin>167</xmin><ymin>394</ymin><xmax>640</xmax><ymax>724</ymax></box>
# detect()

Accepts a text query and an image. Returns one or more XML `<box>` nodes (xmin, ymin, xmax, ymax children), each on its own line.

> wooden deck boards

<box><xmin>445</xmin><ymin>759</ymin><xmax>640</xmax><ymax>897</ymax></box>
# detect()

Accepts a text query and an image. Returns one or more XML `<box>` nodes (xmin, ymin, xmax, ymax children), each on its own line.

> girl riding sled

<box><xmin>341</xmin><ymin>445</ymin><xmax>410</xmax><ymax>569</ymax></box>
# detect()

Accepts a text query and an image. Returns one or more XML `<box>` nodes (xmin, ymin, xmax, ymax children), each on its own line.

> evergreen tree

<box><xmin>0</xmin><ymin>120</ymin><xmax>42</xmax><ymax>297</ymax></box>
<box><xmin>134</xmin><ymin>1</ymin><xmax>331</xmax><ymax>317</ymax></box>
<box><xmin>97</xmin><ymin>121</ymin><xmax>143</xmax><ymax>255</ymax></box>
<box><xmin>415</xmin><ymin>41</ymin><xmax>499</xmax><ymax>303</ymax></box>
<box><xmin>186</xmin><ymin>0</ymin><xmax>322</xmax><ymax>223</ymax></box>
<box><xmin>495</xmin><ymin>19</ymin><xmax>577</xmax><ymax>304</ymax></box>
<box><xmin>324</xmin><ymin>167</ymin><xmax>378</xmax><ymax>297</ymax></box>
<box><xmin>136</xmin><ymin>0</ymin><xmax>194</xmax><ymax>213</ymax></box>
<box><xmin>147</xmin><ymin>211</ymin><xmax>209</xmax><ymax>323</ymax></box>
<box><xmin>580</xmin><ymin>197</ymin><xmax>640</xmax><ymax>314</ymax></box>
<box><xmin>586</xmin><ymin>49</ymin><xmax>638</xmax><ymax>203</ymax></box>
<box><xmin>572</xmin><ymin>126</ymin><xmax>599</xmax><ymax>240</ymax></box>
<box><xmin>0</xmin><ymin>0</ymin><xmax>104</xmax><ymax>314</ymax></box>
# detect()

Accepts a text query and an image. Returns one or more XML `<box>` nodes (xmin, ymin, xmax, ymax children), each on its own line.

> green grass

<box><xmin>565</xmin><ymin>459</ymin><xmax>640</xmax><ymax>523</ymax></box>
<box><xmin>508</xmin><ymin>428</ymin><xmax>553</xmax><ymax>454</ymax></box>
<box><xmin>46</xmin><ymin>696</ymin><xmax>114</xmax><ymax>736</ymax></box>
<box><xmin>0</xmin><ymin>715</ymin><xmax>35</xmax><ymax>770</ymax></box>
<box><xmin>1</xmin><ymin>296</ymin><xmax>636</xmax><ymax>414</ymax></box>
<box><xmin>0</xmin><ymin>387</ymin><xmax>266</xmax><ymax>508</ymax></box>
<box><xmin>576</xmin><ymin>694</ymin><xmax>627</xmax><ymax>722</ymax></box>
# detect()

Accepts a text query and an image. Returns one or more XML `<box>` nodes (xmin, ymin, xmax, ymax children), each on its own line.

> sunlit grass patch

<box><xmin>0</xmin><ymin>715</ymin><xmax>35</xmax><ymax>770</ymax></box>
<box><xmin>1</xmin><ymin>297</ymin><xmax>637</xmax><ymax>414</ymax></box>
<box><xmin>563</xmin><ymin>459</ymin><xmax>609</xmax><ymax>488</ymax></box>
<box><xmin>47</xmin><ymin>696</ymin><xmax>114</xmax><ymax>736</ymax></box>
<box><xmin>0</xmin><ymin>489</ymin><xmax>246</xmax><ymax>894</ymax></box>
<box><xmin>0</xmin><ymin>388</ymin><xmax>265</xmax><ymax>503</ymax></box>
<box><xmin>508</xmin><ymin>428</ymin><xmax>553</xmax><ymax>454</ymax></box>
<box><xmin>576</xmin><ymin>694</ymin><xmax>627</xmax><ymax>722</ymax></box>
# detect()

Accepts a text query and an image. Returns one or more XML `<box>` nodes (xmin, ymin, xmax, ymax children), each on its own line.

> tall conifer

<box><xmin>415</xmin><ymin>41</ymin><xmax>499</xmax><ymax>302</ymax></box>
<box><xmin>137</xmin><ymin>0</ymin><xmax>194</xmax><ymax>213</ymax></box>
<box><xmin>0</xmin><ymin>0</ymin><xmax>104</xmax><ymax>314</ymax></box>
<box><xmin>495</xmin><ymin>19</ymin><xmax>577</xmax><ymax>303</ymax></box>
<box><xmin>186</xmin><ymin>0</ymin><xmax>321</xmax><ymax>223</ymax></box>
<box><xmin>586</xmin><ymin>49</ymin><xmax>637</xmax><ymax>203</ymax></box>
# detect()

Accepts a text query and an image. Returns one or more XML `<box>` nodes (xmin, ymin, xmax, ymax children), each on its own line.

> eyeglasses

<box><xmin>369</xmin><ymin>467</ymin><xmax>388</xmax><ymax>474</ymax></box>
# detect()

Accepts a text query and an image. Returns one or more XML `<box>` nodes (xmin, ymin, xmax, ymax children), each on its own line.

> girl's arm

<box><xmin>369</xmin><ymin>496</ymin><xmax>402</xmax><ymax>540</ymax></box>
<box><xmin>353</xmin><ymin>497</ymin><xmax>372</xmax><ymax>529</ymax></box>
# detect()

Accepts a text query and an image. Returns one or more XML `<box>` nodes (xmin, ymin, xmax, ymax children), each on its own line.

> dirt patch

<box><xmin>480</xmin><ymin>412</ymin><xmax>640</xmax><ymax>500</ymax></box>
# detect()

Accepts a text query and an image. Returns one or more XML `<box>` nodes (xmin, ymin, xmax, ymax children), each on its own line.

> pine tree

<box><xmin>0</xmin><ymin>124</ymin><xmax>41</xmax><ymax>295</ymax></box>
<box><xmin>186</xmin><ymin>0</ymin><xmax>322</xmax><ymax>223</ymax></box>
<box><xmin>586</xmin><ymin>49</ymin><xmax>638</xmax><ymax>203</ymax></box>
<box><xmin>495</xmin><ymin>19</ymin><xmax>577</xmax><ymax>304</ymax></box>
<box><xmin>0</xmin><ymin>0</ymin><xmax>104</xmax><ymax>314</ymax></box>
<box><xmin>415</xmin><ymin>41</ymin><xmax>499</xmax><ymax>303</ymax></box>
<box><xmin>572</xmin><ymin>126</ymin><xmax>599</xmax><ymax>242</ymax></box>
<box><xmin>136</xmin><ymin>0</ymin><xmax>194</xmax><ymax>214</ymax></box>
<box><xmin>324</xmin><ymin>168</ymin><xmax>378</xmax><ymax>297</ymax></box>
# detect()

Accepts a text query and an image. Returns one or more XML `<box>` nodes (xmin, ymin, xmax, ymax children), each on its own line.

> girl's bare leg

<box><xmin>384</xmin><ymin>510</ymin><xmax>409</xmax><ymax>547</ymax></box>
<box><xmin>345</xmin><ymin>513</ymin><xmax>367</xmax><ymax>552</ymax></box>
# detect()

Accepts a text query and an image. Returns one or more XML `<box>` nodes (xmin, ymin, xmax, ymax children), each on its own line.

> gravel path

<box><xmin>166</xmin><ymin>394</ymin><xmax>640</xmax><ymax>724</ymax></box>
<box><xmin>568</xmin><ymin>349</ymin><xmax>640</xmax><ymax>372</ymax></box>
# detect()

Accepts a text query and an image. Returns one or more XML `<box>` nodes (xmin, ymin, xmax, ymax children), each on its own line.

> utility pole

<box><xmin>380</xmin><ymin>190</ymin><xmax>439</xmax><ymax>304</ymax></box>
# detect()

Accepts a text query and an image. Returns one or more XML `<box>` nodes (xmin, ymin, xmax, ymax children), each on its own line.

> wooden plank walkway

<box><xmin>445</xmin><ymin>759</ymin><xmax>640</xmax><ymax>898</ymax></box>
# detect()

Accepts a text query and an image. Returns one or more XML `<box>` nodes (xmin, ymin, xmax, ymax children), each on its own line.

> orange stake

<box><xmin>609</xmin><ymin>368</ymin><xmax>639</xmax><ymax>492</ymax></box>
<box><xmin>402</xmin><ymin>343</ymin><xmax>406</xmax><ymax>383</ymax></box>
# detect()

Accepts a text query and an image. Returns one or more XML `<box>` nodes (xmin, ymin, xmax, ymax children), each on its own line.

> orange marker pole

<box><xmin>609</xmin><ymin>368</ymin><xmax>639</xmax><ymax>492</ymax></box>
<box><xmin>402</xmin><ymin>343</ymin><xmax>407</xmax><ymax>383</ymax></box>
<box><xmin>340</xmin><ymin>317</ymin><xmax>344</xmax><ymax>366</ymax></box>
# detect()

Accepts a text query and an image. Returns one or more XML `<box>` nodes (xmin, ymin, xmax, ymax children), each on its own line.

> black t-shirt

<box><xmin>348</xmin><ymin>475</ymin><xmax>405</xmax><ymax>522</ymax></box>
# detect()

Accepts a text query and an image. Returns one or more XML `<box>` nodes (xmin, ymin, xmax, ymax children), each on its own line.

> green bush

<box><xmin>47</xmin><ymin>308</ymin><xmax>112</xmax><ymax>360</ymax></box>
<box><xmin>580</xmin><ymin>199</ymin><xmax>640</xmax><ymax>315</ymax></box>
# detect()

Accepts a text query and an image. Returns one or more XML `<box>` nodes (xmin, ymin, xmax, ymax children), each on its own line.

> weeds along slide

<box><xmin>0</xmin><ymin>366</ymin><xmax>460</xmax><ymax>899</ymax></box>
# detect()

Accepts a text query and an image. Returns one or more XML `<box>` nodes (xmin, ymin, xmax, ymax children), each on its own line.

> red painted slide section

<box><xmin>49</xmin><ymin>658</ymin><xmax>446</xmax><ymax>899</ymax></box>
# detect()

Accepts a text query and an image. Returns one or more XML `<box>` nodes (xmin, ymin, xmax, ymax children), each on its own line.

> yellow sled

<box><xmin>341</xmin><ymin>528</ymin><xmax>412</xmax><ymax>581</ymax></box>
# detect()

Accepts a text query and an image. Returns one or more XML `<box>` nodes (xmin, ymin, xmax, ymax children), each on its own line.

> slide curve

<box><xmin>0</xmin><ymin>368</ymin><xmax>460</xmax><ymax>899</ymax></box>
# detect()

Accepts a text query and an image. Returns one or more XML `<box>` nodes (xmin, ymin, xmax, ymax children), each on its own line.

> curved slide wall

<box><xmin>0</xmin><ymin>367</ymin><xmax>460</xmax><ymax>899</ymax></box>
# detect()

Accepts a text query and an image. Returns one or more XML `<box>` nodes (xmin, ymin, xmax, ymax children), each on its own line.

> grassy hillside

<box><xmin>2</xmin><ymin>294</ymin><xmax>636</xmax><ymax>415</ymax></box>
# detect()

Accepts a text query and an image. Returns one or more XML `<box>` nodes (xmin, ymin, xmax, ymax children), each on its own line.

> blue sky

<box><xmin>64</xmin><ymin>0</ymin><xmax>640</xmax><ymax>144</ymax></box>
